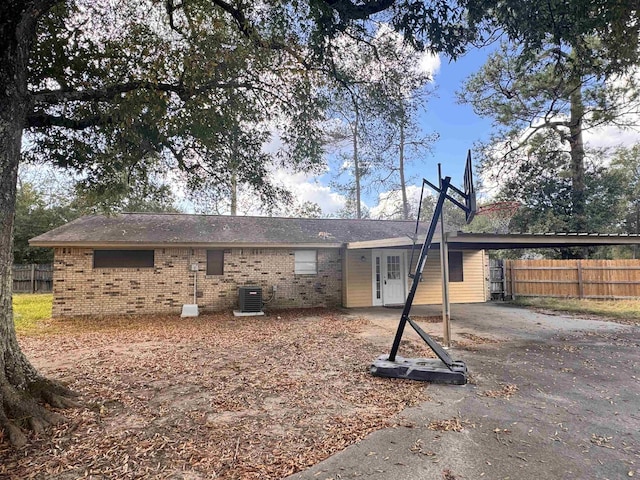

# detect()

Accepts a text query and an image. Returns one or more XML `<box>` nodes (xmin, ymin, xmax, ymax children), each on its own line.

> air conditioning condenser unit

<box><xmin>234</xmin><ymin>286</ymin><xmax>264</xmax><ymax>316</ymax></box>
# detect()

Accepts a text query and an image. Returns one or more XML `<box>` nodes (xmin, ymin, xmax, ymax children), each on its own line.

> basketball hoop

<box><xmin>475</xmin><ymin>201</ymin><xmax>520</xmax><ymax>234</ymax></box>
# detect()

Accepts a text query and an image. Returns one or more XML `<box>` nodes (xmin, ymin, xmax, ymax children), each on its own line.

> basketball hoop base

<box><xmin>371</xmin><ymin>355</ymin><xmax>468</xmax><ymax>385</ymax></box>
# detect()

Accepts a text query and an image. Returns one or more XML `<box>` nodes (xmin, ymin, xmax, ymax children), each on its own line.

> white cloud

<box><xmin>271</xmin><ymin>170</ymin><xmax>346</xmax><ymax>215</ymax></box>
<box><xmin>419</xmin><ymin>52</ymin><xmax>441</xmax><ymax>79</ymax></box>
<box><xmin>370</xmin><ymin>184</ymin><xmax>427</xmax><ymax>219</ymax></box>
<box><xmin>584</xmin><ymin>125</ymin><xmax>640</xmax><ymax>151</ymax></box>
<box><xmin>373</xmin><ymin>23</ymin><xmax>441</xmax><ymax>80</ymax></box>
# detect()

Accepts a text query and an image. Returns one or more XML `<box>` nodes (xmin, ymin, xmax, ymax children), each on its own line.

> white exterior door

<box><xmin>372</xmin><ymin>250</ymin><xmax>406</xmax><ymax>306</ymax></box>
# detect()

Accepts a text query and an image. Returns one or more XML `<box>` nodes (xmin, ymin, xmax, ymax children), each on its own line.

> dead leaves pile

<box><xmin>480</xmin><ymin>383</ymin><xmax>519</xmax><ymax>399</ymax></box>
<box><xmin>410</xmin><ymin>315</ymin><xmax>442</xmax><ymax>324</ymax></box>
<box><xmin>3</xmin><ymin>310</ymin><xmax>430</xmax><ymax>479</ymax></box>
<box><xmin>456</xmin><ymin>332</ymin><xmax>501</xmax><ymax>346</ymax></box>
<box><xmin>590</xmin><ymin>434</ymin><xmax>615</xmax><ymax>449</ymax></box>
<box><xmin>426</xmin><ymin>417</ymin><xmax>473</xmax><ymax>433</ymax></box>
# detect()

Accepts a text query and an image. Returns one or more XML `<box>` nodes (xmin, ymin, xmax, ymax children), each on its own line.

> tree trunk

<box><xmin>353</xmin><ymin>107</ymin><xmax>361</xmax><ymax>219</ymax></box>
<box><xmin>230</xmin><ymin>171</ymin><xmax>238</xmax><ymax>215</ymax></box>
<box><xmin>566</xmin><ymin>80</ymin><xmax>588</xmax><ymax>259</ymax></box>
<box><xmin>229</xmin><ymin>130</ymin><xmax>238</xmax><ymax>216</ymax></box>
<box><xmin>0</xmin><ymin>1</ymin><xmax>77</xmax><ymax>448</ymax></box>
<box><xmin>568</xmin><ymin>81</ymin><xmax>586</xmax><ymax>233</ymax></box>
<box><xmin>399</xmin><ymin>121</ymin><xmax>408</xmax><ymax>220</ymax></box>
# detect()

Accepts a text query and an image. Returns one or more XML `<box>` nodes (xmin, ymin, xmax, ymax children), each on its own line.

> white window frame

<box><xmin>295</xmin><ymin>250</ymin><xmax>317</xmax><ymax>274</ymax></box>
<box><xmin>372</xmin><ymin>251</ymin><xmax>383</xmax><ymax>306</ymax></box>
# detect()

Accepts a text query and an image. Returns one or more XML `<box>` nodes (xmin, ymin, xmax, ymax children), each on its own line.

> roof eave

<box><xmin>347</xmin><ymin>235</ymin><xmax>442</xmax><ymax>249</ymax></box>
<box><xmin>446</xmin><ymin>232</ymin><xmax>640</xmax><ymax>249</ymax></box>
<box><xmin>29</xmin><ymin>241</ymin><xmax>344</xmax><ymax>249</ymax></box>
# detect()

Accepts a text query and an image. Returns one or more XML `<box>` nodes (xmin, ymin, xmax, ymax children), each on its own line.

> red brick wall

<box><xmin>52</xmin><ymin>247</ymin><xmax>343</xmax><ymax>317</ymax></box>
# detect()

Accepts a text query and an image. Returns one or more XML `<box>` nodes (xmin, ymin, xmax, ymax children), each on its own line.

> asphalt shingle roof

<box><xmin>30</xmin><ymin>213</ymin><xmax>428</xmax><ymax>247</ymax></box>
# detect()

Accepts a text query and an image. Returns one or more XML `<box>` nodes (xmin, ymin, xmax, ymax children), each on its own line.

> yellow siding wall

<box><xmin>344</xmin><ymin>248</ymin><xmax>486</xmax><ymax>307</ymax></box>
<box><xmin>344</xmin><ymin>250</ymin><xmax>373</xmax><ymax>307</ymax></box>
<box><xmin>410</xmin><ymin>253</ymin><xmax>444</xmax><ymax>304</ymax></box>
<box><xmin>412</xmin><ymin>250</ymin><xmax>486</xmax><ymax>305</ymax></box>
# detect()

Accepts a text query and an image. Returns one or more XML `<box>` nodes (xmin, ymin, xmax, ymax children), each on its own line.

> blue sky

<box><xmin>422</xmin><ymin>46</ymin><xmax>496</xmax><ymax>186</ymax></box>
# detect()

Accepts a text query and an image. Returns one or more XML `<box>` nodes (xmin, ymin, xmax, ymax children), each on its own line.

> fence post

<box><xmin>501</xmin><ymin>260</ymin><xmax>507</xmax><ymax>300</ymax></box>
<box><xmin>577</xmin><ymin>260</ymin><xmax>584</xmax><ymax>299</ymax></box>
<box><xmin>510</xmin><ymin>260</ymin><xmax>516</xmax><ymax>299</ymax></box>
<box><xmin>30</xmin><ymin>263</ymin><xmax>36</xmax><ymax>293</ymax></box>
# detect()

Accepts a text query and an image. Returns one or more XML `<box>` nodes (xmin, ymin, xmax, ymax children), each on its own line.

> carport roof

<box><xmin>346</xmin><ymin>231</ymin><xmax>640</xmax><ymax>250</ymax></box>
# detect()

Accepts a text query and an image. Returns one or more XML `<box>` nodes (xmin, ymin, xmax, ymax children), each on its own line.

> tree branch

<box><xmin>32</xmin><ymin>79</ymin><xmax>254</xmax><ymax>104</ymax></box>
<box><xmin>211</xmin><ymin>0</ymin><xmax>310</xmax><ymax>67</ymax></box>
<box><xmin>165</xmin><ymin>0</ymin><xmax>186</xmax><ymax>35</ymax></box>
<box><xmin>19</xmin><ymin>0</ymin><xmax>61</xmax><ymax>30</ymax></box>
<box><xmin>26</xmin><ymin>112</ymin><xmax>111</xmax><ymax>129</ymax></box>
<box><xmin>322</xmin><ymin>0</ymin><xmax>395</xmax><ymax>20</ymax></box>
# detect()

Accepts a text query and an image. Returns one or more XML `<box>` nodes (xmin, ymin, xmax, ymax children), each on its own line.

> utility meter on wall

<box><xmin>190</xmin><ymin>263</ymin><xmax>199</xmax><ymax>271</ymax></box>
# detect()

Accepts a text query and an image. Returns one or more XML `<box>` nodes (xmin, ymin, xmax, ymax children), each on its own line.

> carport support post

<box><xmin>441</xmin><ymin>232</ymin><xmax>451</xmax><ymax>347</ymax></box>
<box><xmin>438</xmin><ymin>164</ymin><xmax>452</xmax><ymax>347</ymax></box>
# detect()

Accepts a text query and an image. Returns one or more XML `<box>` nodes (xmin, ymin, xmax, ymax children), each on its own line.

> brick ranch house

<box><xmin>29</xmin><ymin>213</ymin><xmax>490</xmax><ymax>317</ymax></box>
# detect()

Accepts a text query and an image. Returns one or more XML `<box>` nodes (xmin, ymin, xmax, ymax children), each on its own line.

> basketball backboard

<box><xmin>463</xmin><ymin>150</ymin><xmax>476</xmax><ymax>224</ymax></box>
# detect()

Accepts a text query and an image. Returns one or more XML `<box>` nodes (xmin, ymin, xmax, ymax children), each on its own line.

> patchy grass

<box><xmin>12</xmin><ymin>293</ymin><xmax>52</xmax><ymax>333</ymax></box>
<box><xmin>513</xmin><ymin>297</ymin><xmax>640</xmax><ymax>325</ymax></box>
<box><xmin>3</xmin><ymin>310</ymin><xmax>443</xmax><ymax>479</ymax></box>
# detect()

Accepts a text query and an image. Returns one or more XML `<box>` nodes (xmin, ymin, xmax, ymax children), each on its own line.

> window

<box><xmin>448</xmin><ymin>251</ymin><xmax>464</xmax><ymax>282</ymax></box>
<box><xmin>206</xmin><ymin>250</ymin><xmax>224</xmax><ymax>275</ymax></box>
<box><xmin>295</xmin><ymin>250</ymin><xmax>317</xmax><ymax>274</ymax></box>
<box><xmin>93</xmin><ymin>250</ymin><xmax>154</xmax><ymax>268</ymax></box>
<box><xmin>375</xmin><ymin>256</ymin><xmax>381</xmax><ymax>300</ymax></box>
<box><xmin>386</xmin><ymin>255</ymin><xmax>401</xmax><ymax>280</ymax></box>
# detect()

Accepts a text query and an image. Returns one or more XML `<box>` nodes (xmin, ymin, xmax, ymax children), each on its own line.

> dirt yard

<box><xmin>0</xmin><ymin>309</ymin><xmax>480</xmax><ymax>479</ymax></box>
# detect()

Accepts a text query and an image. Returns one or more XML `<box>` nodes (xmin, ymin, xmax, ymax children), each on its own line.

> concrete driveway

<box><xmin>287</xmin><ymin>303</ymin><xmax>640</xmax><ymax>480</ymax></box>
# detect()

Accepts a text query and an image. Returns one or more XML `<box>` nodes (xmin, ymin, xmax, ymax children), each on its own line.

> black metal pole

<box><xmin>388</xmin><ymin>176</ymin><xmax>452</xmax><ymax>362</ymax></box>
<box><xmin>408</xmin><ymin>179</ymin><xmax>428</xmax><ymax>272</ymax></box>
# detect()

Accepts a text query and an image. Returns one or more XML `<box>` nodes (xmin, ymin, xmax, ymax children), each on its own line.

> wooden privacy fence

<box><xmin>503</xmin><ymin>259</ymin><xmax>640</xmax><ymax>300</ymax></box>
<box><xmin>12</xmin><ymin>264</ymin><xmax>53</xmax><ymax>293</ymax></box>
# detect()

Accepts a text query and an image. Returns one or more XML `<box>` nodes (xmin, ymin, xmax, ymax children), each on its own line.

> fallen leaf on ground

<box><xmin>4</xmin><ymin>310</ymin><xmax>446</xmax><ymax>479</ymax></box>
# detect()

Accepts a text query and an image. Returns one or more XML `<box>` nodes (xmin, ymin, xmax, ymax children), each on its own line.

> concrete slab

<box><xmin>180</xmin><ymin>304</ymin><xmax>199</xmax><ymax>317</ymax></box>
<box><xmin>232</xmin><ymin>310</ymin><xmax>265</xmax><ymax>317</ymax></box>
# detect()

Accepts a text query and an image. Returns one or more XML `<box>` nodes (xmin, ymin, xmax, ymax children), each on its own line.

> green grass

<box><xmin>12</xmin><ymin>293</ymin><xmax>52</xmax><ymax>333</ymax></box>
<box><xmin>513</xmin><ymin>297</ymin><xmax>640</xmax><ymax>321</ymax></box>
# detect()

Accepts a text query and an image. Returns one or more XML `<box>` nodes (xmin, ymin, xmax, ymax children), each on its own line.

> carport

<box><xmin>447</xmin><ymin>232</ymin><xmax>640</xmax><ymax>343</ymax></box>
<box><xmin>351</xmin><ymin>231</ymin><xmax>640</xmax><ymax>346</ymax></box>
<box><xmin>445</xmin><ymin>231</ymin><xmax>640</xmax><ymax>250</ymax></box>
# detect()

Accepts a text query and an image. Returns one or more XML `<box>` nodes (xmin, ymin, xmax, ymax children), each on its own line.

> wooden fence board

<box><xmin>12</xmin><ymin>264</ymin><xmax>53</xmax><ymax>293</ymax></box>
<box><xmin>505</xmin><ymin>259</ymin><xmax>640</xmax><ymax>299</ymax></box>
